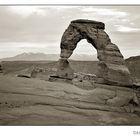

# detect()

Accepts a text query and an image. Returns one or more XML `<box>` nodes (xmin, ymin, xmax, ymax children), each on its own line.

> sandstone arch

<box><xmin>56</xmin><ymin>19</ymin><xmax>133</xmax><ymax>87</ymax></box>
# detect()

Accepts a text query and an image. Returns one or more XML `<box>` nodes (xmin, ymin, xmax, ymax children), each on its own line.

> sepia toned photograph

<box><xmin>0</xmin><ymin>5</ymin><xmax>140</xmax><ymax>125</ymax></box>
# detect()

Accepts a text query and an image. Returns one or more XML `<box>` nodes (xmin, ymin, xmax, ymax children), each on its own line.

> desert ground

<box><xmin>0</xmin><ymin>60</ymin><xmax>140</xmax><ymax>125</ymax></box>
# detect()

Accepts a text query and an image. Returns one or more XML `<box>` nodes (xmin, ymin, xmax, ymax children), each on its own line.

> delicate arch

<box><xmin>56</xmin><ymin>19</ymin><xmax>133</xmax><ymax>87</ymax></box>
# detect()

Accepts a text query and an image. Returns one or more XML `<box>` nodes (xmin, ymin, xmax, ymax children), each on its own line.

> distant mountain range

<box><xmin>0</xmin><ymin>52</ymin><xmax>97</xmax><ymax>61</ymax></box>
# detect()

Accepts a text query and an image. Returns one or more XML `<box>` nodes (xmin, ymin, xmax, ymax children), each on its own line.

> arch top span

<box><xmin>60</xmin><ymin>19</ymin><xmax>110</xmax><ymax>59</ymax></box>
<box><xmin>71</xmin><ymin>19</ymin><xmax>105</xmax><ymax>29</ymax></box>
<box><xmin>57</xmin><ymin>19</ymin><xmax>133</xmax><ymax>87</ymax></box>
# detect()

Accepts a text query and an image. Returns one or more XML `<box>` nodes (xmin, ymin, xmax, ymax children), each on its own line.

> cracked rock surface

<box><xmin>0</xmin><ymin>75</ymin><xmax>140</xmax><ymax>125</ymax></box>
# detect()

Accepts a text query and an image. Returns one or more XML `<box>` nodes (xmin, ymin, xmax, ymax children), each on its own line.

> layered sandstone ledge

<box><xmin>0</xmin><ymin>75</ymin><xmax>140</xmax><ymax>125</ymax></box>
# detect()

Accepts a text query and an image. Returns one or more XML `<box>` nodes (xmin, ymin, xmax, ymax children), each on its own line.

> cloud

<box><xmin>115</xmin><ymin>25</ymin><xmax>140</xmax><ymax>32</ymax></box>
<box><xmin>81</xmin><ymin>7</ymin><xmax>128</xmax><ymax>18</ymax></box>
<box><xmin>0</xmin><ymin>6</ymin><xmax>140</xmax><ymax>58</ymax></box>
<box><xmin>9</xmin><ymin>6</ymin><xmax>46</xmax><ymax>16</ymax></box>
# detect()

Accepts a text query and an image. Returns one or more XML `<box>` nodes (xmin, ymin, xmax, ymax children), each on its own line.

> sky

<box><xmin>0</xmin><ymin>6</ymin><xmax>140</xmax><ymax>58</ymax></box>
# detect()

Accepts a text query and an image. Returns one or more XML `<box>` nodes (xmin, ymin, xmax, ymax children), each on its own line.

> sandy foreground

<box><xmin>0</xmin><ymin>75</ymin><xmax>140</xmax><ymax>125</ymax></box>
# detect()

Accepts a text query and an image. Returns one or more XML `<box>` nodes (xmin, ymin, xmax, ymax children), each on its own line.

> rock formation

<box><xmin>56</xmin><ymin>19</ymin><xmax>133</xmax><ymax>87</ymax></box>
<box><xmin>0</xmin><ymin>64</ymin><xmax>3</xmax><ymax>73</ymax></box>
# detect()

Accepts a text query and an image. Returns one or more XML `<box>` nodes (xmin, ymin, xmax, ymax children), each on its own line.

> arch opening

<box><xmin>69</xmin><ymin>39</ymin><xmax>98</xmax><ymax>76</ymax></box>
<box><xmin>70</xmin><ymin>39</ymin><xmax>97</xmax><ymax>61</ymax></box>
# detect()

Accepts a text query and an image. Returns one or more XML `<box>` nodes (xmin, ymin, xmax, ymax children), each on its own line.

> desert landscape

<box><xmin>0</xmin><ymin>6</ymin><xmax>140</xmax><ymax>126</ymax></box>
<box><xmin>0</xmin><ymin>57</ymin><xmax>140</xmax><ymax>125</ymax></box>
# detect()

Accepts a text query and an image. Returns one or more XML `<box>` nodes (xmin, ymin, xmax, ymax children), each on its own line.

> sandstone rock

<box><xmin>16</xmin><ymin>74</ymin><xmax>31</xmax><ymax>78</ymax></box>
<box><xmin>97</xmin><ymin>62</ymin><xmax>133</xmax><ymax>86</ymax></box>
<box><xmin>57</xmin><ymin>19</ymin><xmax>133</xmax><ymax>87</ymax></box>
<box><xmin>31</xmin><ymin>67</ymin><xmax>56</xmax><ymax>81</ymax></box>
<box><xmin>0</xmin><ymin>75</ymin><xmax>140</xmax><ymax>125</ymax></box>
<box><xmin>72</xmin><ymin>79</ymin><xmax>94</xmax><ymax>90</ymax></box>
<box><xmin>74</xmin><ymin>72</ymin><xmax>96</xmax><ymax>81</ymax></box>
<box><xmin>56</xmin><ymin>58</ymin><xmax>74</xmax><ymax>80</ymax></box>
<box><xmin>0</xmin><ymin>64</ymin><xmax>3</xmax><ymax>73</ymax></box>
